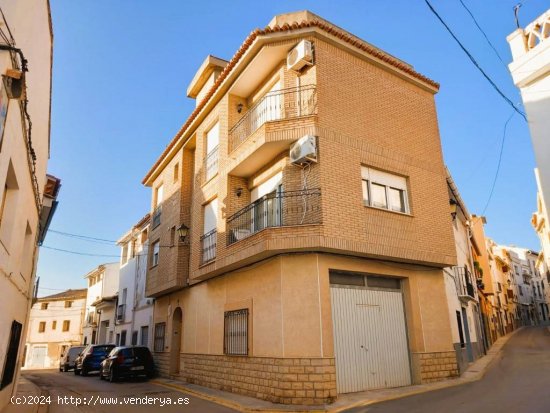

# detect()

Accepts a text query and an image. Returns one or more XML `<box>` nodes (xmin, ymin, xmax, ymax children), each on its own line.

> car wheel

<box><xmin>81</xmin><ymin>367</ymin><xmax>88</xmax><ymax>377</ymax></box>
<box><xmin>99</xmin><ymin>370</ymin><xmax>104</xmax><ymax>380</ymax></box>
<box><xmin>74</xmin><ymin>368</ymin><xmax>80</xmax><ymax>376</ymax></box>
<box><xmin>108</xmin><ymin>367</ymin><xmax>117</xmax><ymax>383</ymax></box>
<box><xmin>63</xmin><ymin>365</ymin><xmax>69</xmax><ymax>372</ymax></box>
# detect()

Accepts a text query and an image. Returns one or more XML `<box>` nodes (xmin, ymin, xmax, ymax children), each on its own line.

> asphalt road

<box><xmin>21</xmin><ymin>369</ymin><xmax>237</xmax><ymax>413</ymax></box>
<box><xmin>348</xmin><ymin>326</ymin><xmax>550</xmax><ymax>413</ymax></box>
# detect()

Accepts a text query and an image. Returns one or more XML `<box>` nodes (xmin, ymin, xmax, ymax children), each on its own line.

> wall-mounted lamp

<box><xmin>236</xmin><ymin>103</ymin><xmax>244</xmax><ymax>113</ymax></box>
<box><xmin>235</xmin><ymin>187</ymin><xmax>243</xmax><ymax>197</ymax></box>
<box><xmin>177</xmin><ymin>223</ymin><xmax>189</xmax><ymax>243</ymax></box>
<box><xmin>449</xmin><ymin>199</ymin><xmax>458</xmax><ymax>221</ymax></box>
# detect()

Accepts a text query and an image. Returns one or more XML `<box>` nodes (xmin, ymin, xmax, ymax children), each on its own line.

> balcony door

<box><xmin>251</xmin><ymin>172</ymin><xmax>282</xmax><ymax>232</ymax></box>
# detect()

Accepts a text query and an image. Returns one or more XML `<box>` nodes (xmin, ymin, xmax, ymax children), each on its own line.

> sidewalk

<box><xmin>3</xmin><ymin>375</ymin><xmax>49</xmax><ymax>413</ymax></box>
<box><xmin>151</xmin><ymin>329</ymin><xmax>520</xmax><ymax>413</ymax></box>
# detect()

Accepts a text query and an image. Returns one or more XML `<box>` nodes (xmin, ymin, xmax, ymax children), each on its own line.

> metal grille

<box><xmin>154</xmin><ymin>322</ymin><xmax>165</xmax><ymax>352</ymax></box>
<box><xmin>227</xmin><ymin>189</ymin><xmax>321</xmax><ymax>245</ymax></box>
<box><xmin>454</xmin><ymin>266</ymin><xmax>475</xmax><ymax>298</ymax></box>
<box><xmin>224</xmin><ymin>309</ymin><xmax>248</xmax><ymax>356</ymax></box>
<box><xmin>203</xmin><ymin>145</ymin><xmax>219</xmax><ymax>182</ymax></box>
<box><xmin>229</xmin><ymin>85</ymin><xmax>317</xmax><ymax>153</ymax></box>
<box><xmin>200</xmin><ymin>229</ymin><xmax>217</xmax><ymax>264</ymax></box>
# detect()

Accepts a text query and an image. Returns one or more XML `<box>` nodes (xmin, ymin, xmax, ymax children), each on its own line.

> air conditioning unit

<box><xmin>287</xmin><ymin>40</ymin><xmax>313</xmax><ymax>72</ymax></box>
<box><xmin>290</xmin><ymin>135</ymin><xmax>317</xmax><ymax>165</ymax></box>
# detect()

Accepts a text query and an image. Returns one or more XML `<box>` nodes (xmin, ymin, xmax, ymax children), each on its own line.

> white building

<box><xmin>82</xmin><ymin>263</ymin><xmax>119</xmax><ymax>345</ymax></box>
<box><xmin>508</xmin><ymin>10</ymin><xmax>550</xmax><ymax>262</ymax></box>
<box><xmin>0</xmin><ymin>1</ymin><xmax>58</xmax><ymax>409</ymax></box>
<box><xmin>532</xmin><ymin>169</ymin><xmax>550</xmax><ymax>281</ymax></box>
<box><xmin>23</xmin><ymin>289</ymin><xmax>86</xmax><ymax>369</ymax></box>
<box><xmin>444</xmin><ymin>172</ymin><xmax>486</xmax><ymax>373</ymax></box>
<box><xmin>114</xmin><ymin>214</ymin><xmax>153</xmax><ymax>348</ymax></box>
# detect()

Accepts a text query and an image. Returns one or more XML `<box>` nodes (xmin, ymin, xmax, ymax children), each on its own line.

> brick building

<box><xmin>142</xmin><ymin>11</ymin><xmax>459</xmax><ymax>405</ymax></box>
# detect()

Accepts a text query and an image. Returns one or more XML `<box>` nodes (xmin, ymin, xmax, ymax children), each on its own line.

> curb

<box><xmin>151</xmin><ymin>329</ymin><xmax>520</xmax><ymax>413</ymax></box>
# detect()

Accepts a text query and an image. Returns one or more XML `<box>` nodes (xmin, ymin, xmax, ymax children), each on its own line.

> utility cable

<box><xmin>481</xmin><ymin>111</ymin><xmax>515</xmax><ymax>215</ymax></box>
<box><xmin>457</xmin><ymin>0</ymin><xmax>507</xmax><ymax>67</ymax></box>
<box><xmin>424</xmin><ymin>0</ymin><xmax>526</xmax><ymax>121</ymax></box>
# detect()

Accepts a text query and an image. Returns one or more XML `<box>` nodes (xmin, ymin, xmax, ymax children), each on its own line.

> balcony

<box><xmin>228</xmin><ymin>86</ymin><xmax>317</xmax><ymax>177</ymax></box>
<box><xmin>200</xmin><ymin>229</ymin><xmax>217</xmax><ymax>265</ymax></box>
<box><xmin>227</xmin><ymin>189</ymin><xmax>321</xmax><ymax>245</ymax></box>
<box><xmin>152</xmin><ymin>206</ymin><xmax>162</xmax><ymax>229</ymax></box>
<box><xmin>454</xmin><ymin>266</ymin><xmax>475</xmax><ymax>300</ymax></box>
<box><xmin>203</xmin><ymin>145</ymin><xmax>219</xmax><ymax>183</ymax></box>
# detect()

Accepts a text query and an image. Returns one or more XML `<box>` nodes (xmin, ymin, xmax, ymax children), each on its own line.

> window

<box><xmin>204</xmin><ymin>121</ymin><xmax>219</xmax><ymax>181</ymax></box>
<box><xmin>121</xmin><ymin>243</ymin><xmax>129</xmax><ymax>265</ymax></box>
<box><xmin>0</xmin><ymin>162</ymin><xmax>19</xmax><ymax>245</ymax></box>
<box><xmin>154</xmin><ymin>322</ymin><xmax>166</xmax><ymax>352</ymax></box>
<box><xmin>140</xmin><ymin>326</ymin><xmax>149</xmax><ymax>346</ymax></box>
<box><xmin>519</xmin><ymin>285</ymin><xmax>523</xmax><ymax>296</ymax></box>
<box><xmin>1</xmin><ymin>321</ymin><xmax>22</xmax><ymax>390</ymax></box>
<box><xmin>41</xmin><ymin>303</ymin><xmax>48</xmax><ymax>310</ymax></box>
<box><xmin>64</xmin><ymin>301</ymin><xmax>72</xmax><ymax>308</ymax></box>
<box><xmin>174</xmin><ymin>163</ymin><xmax>179</xmax><ymax>182</ymax></box>
<box><xmin>38</xmin><ymin>322</ymin><xmax>46</xmax><ymax>333</ymax></box>
<box><xmin>224</xmin><ymin>309</ymin><xmax>249</xmax><ymax>355</ymax></box>
<box><xmin>456</xmin><ymin>311</ymin><xmax>465</xmax><ymax>348</ymax></box>
<box><xmin>151</xmin><ymin>240</ymin><xmax>160</xmax><ymax>267</ymax></box>
<box><xmin>154</xmin><ymin>184</ymin><xmax>164</xmax><ymax>208</ymax></box>
<box><xmin>131</xmin><ymin>331</ymin><xmax>138</xmax><ymax>346</ymax></box>
<box><xmin>62</xmin><ymin>320</ymin><xmax>70</xmax><ymax>332</ymax></box>
<box><xmin>201</xmin><ymin>198</ymin><xmax>218</xmax><ymax>263</ymax></box>
<box><xmin>120</xmin><ymin>330</ymin><xmax>127</xmax><ymax>346</ymax></box>
<box><xmin>52</xmin><ymin>321</ymin><xmax>57</xmax><ymax>330</ymax></box>
<box><xmin>361</xmin><ymin>166</ymin><xmax>409</xmax><ymax>213</ymax></box>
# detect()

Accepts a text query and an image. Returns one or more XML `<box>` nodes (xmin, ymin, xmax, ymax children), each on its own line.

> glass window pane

<box><xmin>371</xmin><ymin>183</ymin><xmax>387</xmax><ymax>209</ymax></box>
<box><xmin>361</xmin><ymin>180</ymin><xmax>369</xmax><ymax>205</ymax></box>
<box><xmin>389</xmin><ymin>187</ymin><xmax>406</xmax><ymax>213</ymax></box>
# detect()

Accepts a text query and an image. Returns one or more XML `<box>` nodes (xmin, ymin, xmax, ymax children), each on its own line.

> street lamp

<box><xmin>449</xmin><ymin>199</ymin><xmax>458</xmax><ymax>220</ymax></box>
<box><xmin>177</xmin><ymin>223</ymin><xmax>189</xmax><ymax>243</ymax></box>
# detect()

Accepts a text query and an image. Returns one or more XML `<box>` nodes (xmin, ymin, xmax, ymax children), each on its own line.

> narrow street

<box><xmin>349</xmin><ymin>326</ymin><xmax>550</xmax><ymax>413</ymax></box>
<box><xmin>20</xmin><ymin>370</ymin><xmax>237</xmax><ymax>413</ymax></box>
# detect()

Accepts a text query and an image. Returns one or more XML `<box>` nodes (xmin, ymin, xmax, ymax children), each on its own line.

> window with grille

<box><xmin>154</xmin><ymin>322</ymin><xmax>166</xmax><ymax>352</ymax></box>
<box><xmin>224</xmin><ymin>309</ymin><xmax>248</xmax><ymax>356</ymax></box>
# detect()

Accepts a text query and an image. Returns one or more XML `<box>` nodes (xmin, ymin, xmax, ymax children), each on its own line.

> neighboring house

<box><xmin>141</xmin><ymin>11</ymin><xmax>459</xmax><ymax>405</ymax></box>
<box><xmin>535</xmin><ymin>254</ymin><xmax>550</xmax><ymax>322</ymax></box>
<box><xmin>114</xmin><ymin>214</ymin><xmax>154</xmax><ymax>349</ymax></box>
<box><xmin>0</xmin><ymin>1</ymin><xmax>59</xmax><ymax>409</ymax></box>
<box><xmin>508</xmin><ymin>9</ymin><xmax>550</xmax><ymax>222</ymax></box>
<box><xmin>444</xmin><ymin>172</ymin><xmax>486</xmax><ymax>374</ymax></box>
<box><xmin>23</xmin><ymin>289</ymin><xmax>86</xmax><ymax>369</ymax></box>
<box><xmin>82</xmin><ymin>263</ymin><xmax>119</xmax><ymax>345</ymax></box>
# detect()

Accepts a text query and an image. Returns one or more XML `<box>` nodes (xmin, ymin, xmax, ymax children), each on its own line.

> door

<box><xmin>461</xmin><ymin>308</ymin><xmax>473</xmax><ymax>362</ymax></box>
<box><xmin>331</xmin><ymin>283</ymin><xmax>411</xmax><ymax>393</ymax></box>
<box><xmin>30</xmin><ymin>346</ymin><xmax>47</xmax><ymax>368</ymax></box>
<box><xmin>170</xmin><ymin>307</ymin><xmax>182</xmax><ymax>375</ymax></box>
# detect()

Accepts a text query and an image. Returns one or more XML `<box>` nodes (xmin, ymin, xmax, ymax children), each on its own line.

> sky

<box><xmin>37</xmin><ymin>0</ymin><xmax>546</xmax><ymax>295</ymax></box>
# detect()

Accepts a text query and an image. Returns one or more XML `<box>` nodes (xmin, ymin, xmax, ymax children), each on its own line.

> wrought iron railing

<box><xmin>152</xmin><ymin>206</ymin><xmax>162</xmax><ymax>229</ymax></box>
<box><xmin>454</xmin><ymin>266</ymin><xmax>475</xmax><ymax>298</ymax></box>
<box><xmin>203</xmin><ymin>145</ymin><xmax>219</xmax><ymax>182</ymax></box>
<box><xmin>228</xmin><ymin>85</ymin><xmax>317</xmax><ymax>153</ymax></box>
<box><xmin>200</xmin><ymin>229</ymin><xmax>217</xmax><ymax>264</ymax></box>
<box><xmin>227</xmin><ymin>189</ymin><xmax>321</xmax><ymax>245</ymax></box>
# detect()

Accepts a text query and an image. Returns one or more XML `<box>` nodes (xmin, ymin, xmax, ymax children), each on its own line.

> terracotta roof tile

<box><xmin>142</xmin><ymin>20</ymin><xmax>439</xmax><ymax>184</ymax></box>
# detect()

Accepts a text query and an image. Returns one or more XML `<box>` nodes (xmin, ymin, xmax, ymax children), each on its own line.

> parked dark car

<box><xmin>99</xmin><ymin>346</ymin><xmax>154</xmax><ymax>382</ymax></box>
<box><xmin>74</xmin><ymin>344</ymin><xmax>115</xmax><ymax>376</ymax></box>
<box><xmin>59</xmin><ymin>346</ymin><xmax>85</xmax><ymax>372</ymax></box>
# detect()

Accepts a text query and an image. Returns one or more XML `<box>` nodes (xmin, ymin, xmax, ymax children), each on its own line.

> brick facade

<box><xmin>412</xmin><ymin>351</ymin><xmax>460</xmax><ymax>383</ymax></box>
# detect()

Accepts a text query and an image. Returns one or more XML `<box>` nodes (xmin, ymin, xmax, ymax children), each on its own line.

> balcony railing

<box><xmin>227</xmin><ymin>189</ymin><xmax>321</xmax><ymax>245</ymax></box>
<box><xmin>228</xmin><ymin>85</ymin><xmax>317</xmax><ymax>153</ymax></box>
<box><xmin>454</xmin><ymin>266</ymin><xmax>475</xmax><ymax>299</ymax></box>
<box><xmin>152</xmin><ymin>206</ymin><xmax>162</xmax><ymax>229</ymax></box>
<box><xmin>200</xmin><ymin>229</ymin><xmax>217</xmax><ymax>264</ymax></box>
<box><xmin>203</xmin><ymin>145</ymin><xmax>219</xmax><ymax>183</ymax></box>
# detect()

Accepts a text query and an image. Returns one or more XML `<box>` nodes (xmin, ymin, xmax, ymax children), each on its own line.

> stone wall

<box><xmin>412</xmin><ymin>351</ymin><xmax>459</xmax><ymax>383</ymax></box>
<box><xmin>180</xmin><ymin>354</ymin><xmax>337</xmax><ymax>405</ymax></box>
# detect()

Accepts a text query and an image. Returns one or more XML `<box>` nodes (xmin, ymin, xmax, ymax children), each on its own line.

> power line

<box><xmin>48</xmin><ymin>229</ymin><xmax>118</xmax><ymax>244</ymax></box>
<box><xmin>424</xmin><ymin>0</ymin><xmax>526</xmax><ymax>121</ymax></box>
<box><xmin>41</xmin><ymin>245</ymin><xmax>120</xmax><ymax>258</ymax></box>
<box><xmin>457</xmin><ymin>0</ymin><xmax>507</xmax><ymax>67</ymax></box>
<box><xmin>481</xmin><ymin>111</ymin><xmax>515</xmax><ymax>215</ymax></box>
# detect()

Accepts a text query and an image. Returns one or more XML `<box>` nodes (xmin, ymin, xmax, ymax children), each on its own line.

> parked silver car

<box><xmin>59</xmin><ymin>346</ymin><xmax>85</xmax><ymax>372</ymax></box>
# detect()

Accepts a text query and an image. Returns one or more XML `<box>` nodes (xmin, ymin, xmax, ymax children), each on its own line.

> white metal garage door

<box><xmin>331</xmin><ymin>280</ymin><xmax>411</xmax><ymax>393</ymax></box>
<box><xmin>30</xmin><ymin>346</ymin><xmax>47</xmax><ymax>368</ymax></box>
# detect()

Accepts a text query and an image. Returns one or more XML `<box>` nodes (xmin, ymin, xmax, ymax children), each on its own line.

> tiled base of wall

<box><xmin>412</xmin><ymin>351</ymin><xmax>459</xmax><ymax>383</ymax></box>
<box><xmin>174</xmin><ymin>354</ymin><xmax>337</xmax><ymax>405</ymax></box>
